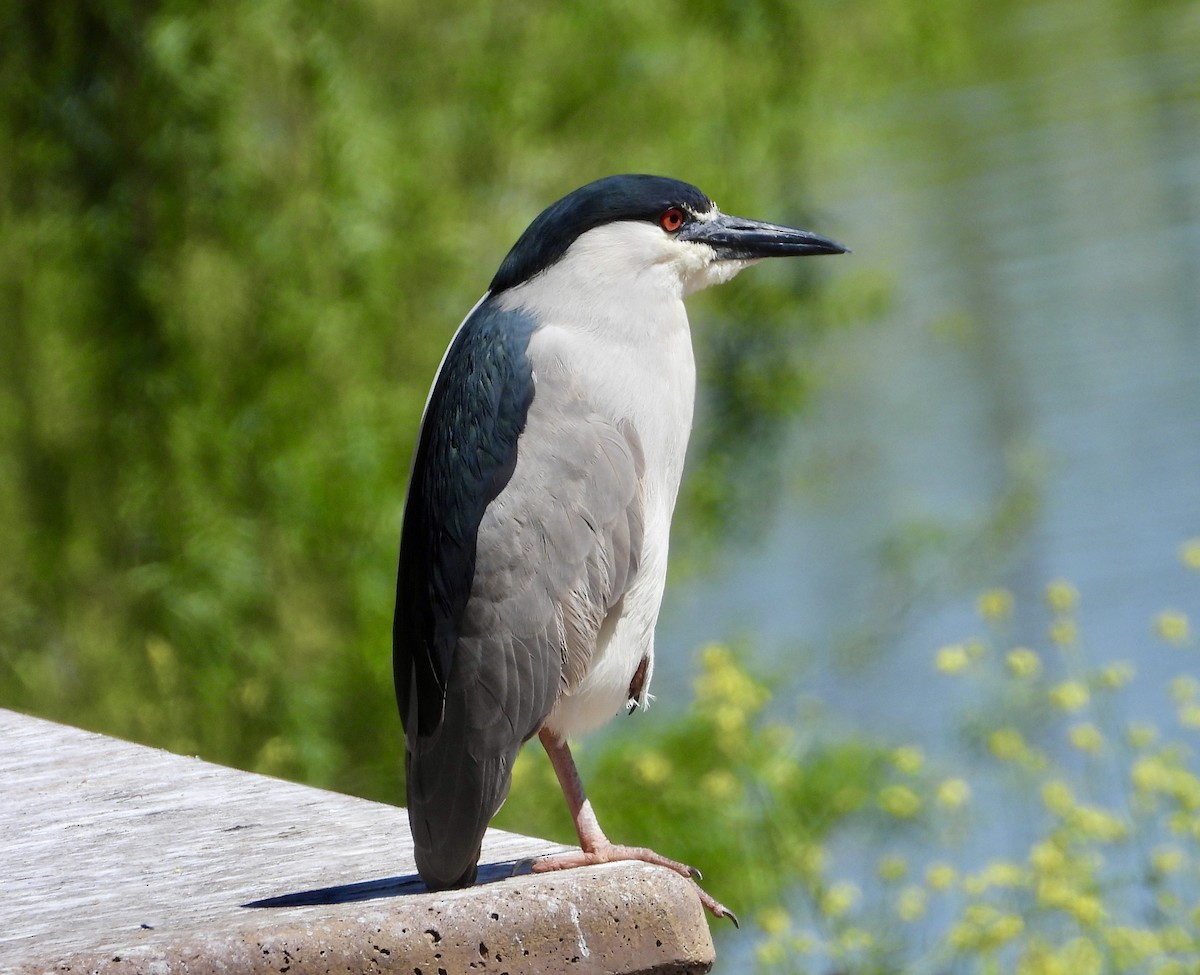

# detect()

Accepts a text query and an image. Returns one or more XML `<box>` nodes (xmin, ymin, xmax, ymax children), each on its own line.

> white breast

<box><xmin>495</xmin><ymin>222</ymin><xmax>699</xmax><ymax>738</ymax></box>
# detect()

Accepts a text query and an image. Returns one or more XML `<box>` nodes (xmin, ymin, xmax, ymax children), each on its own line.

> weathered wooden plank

<box><xmin>0</xmin><ymin>709</ymin><xmax>714</xmax><ymax>975</ymax></box>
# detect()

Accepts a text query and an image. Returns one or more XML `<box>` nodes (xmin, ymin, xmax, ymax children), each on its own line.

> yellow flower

<box><xmin>1166</xmin><ymin>811</ymin><xmax>1196</xmax><ymax>837</ymax></box>
<box><xmin>879</xmin><ymin>784</ymin><xmax>922</xmax><ymax>818</ymax></box>
<box><xmin>1029</xmin><ymin>840</ymin><xmax>1066</xmax><ymax>874</ymax></box>
<box><xmin>1170</xmin><ymin>675</ymin><xmax>1199</xmax><ymax>702</ymax></box>
<box><xmin>937</xmin><ymin>778</ymin><xmax>971</xmax><ymax>810</ymax></box>
<box><xmin>1180</xmin><ymin>538</ymin><xmax>1200</xmax><ymax>571</ymax></box>
<box><xmin>1105</xmin><ymin>926</ymin><xmax>1163</xmax><ymax>967</ymax></box>
<box><xmin>936</xmin><ymin>644</ymin><xmax>971</xmax><ymax>674</ymax></box>
<box><xmin>977</xmin><ymin>588</ymin><xmax>1015</xmax><ymax>623</ymax></box>
<box><xmin>1068</xmin><ymin>722</ymin><xmax>1104</xmax><ymax>754</ymax></box>
<box><xmin>700</xmin><ymin>768</ymin><xmax>740</xmax><ymax>801</ymax></box>
<box><xmin>700</xmin><ymin>643</ymin><xmax>727</xmax><ymax>667</ymax></box>
<box><xmin>1099</xmin><ymin>662</ymin><xmax>1135</xmax><ymax>688</ymax></box>
<box><xmin>1155</xmin><ymin>611</ymin><xmax>1190</xmax><ymax>646</ymax></box>
<box><xmin>755</xmin><ymin>940</ymin><xmax>787</xmax><ymax>966</ymax></box>
<box><xmin>1050</xmin><ymin>618</ymin><xmax>1079</xmax><ymax>646</ymax></box>
<box><xmin>695</xmin><ymin>644</ymin><xmax>769</xmax><ymax>714</ymax></box>
<box><xmin>1042</xmin><ymin>780</ymin><xmax>1076</xmax><ymax>815</ymax></box>
<box><xmin>790</xmin><ymin>933</ymin><xmax>816</xmax><ymax>955</ymax></box>
<box><xmin>1072</xmin><ymin>804</ymin><xmax>1128</xmax><ymax>842</ymax></box>
<box><xmin>1017</xmin><ymin>941</ymin><xmax>1060</xmax><ymax>975</ymax></box>
<box><xmin>978</xmin><ymin>859</ymin><xmax>1026</xmax><ymax>890</ymax></box>
<box><xmin>945</xmin><ymin>921</ymin><xmax>974</xmax><ymax>952</ymax></box>
<box><xmin>1046</xmin><ymin>579</ymin><xmax>1080</xmax><ymax>613</ymax></box>
<box><xmin>1159</xmin><ymin>925</ymin><xmax>1193</xmax><ymax>953</ymax></box>
<box><xmin>1050</xmin><ymin>680</ymin><xmax>1089</xmax><ymax>712</ymax></box>
<box><xmin>756</xmin><ymin>905</ymin><xmax>790</xmax><ymax>935</ymax></box>
<box><xmin>633</xmin><ymin>750</ymin><xmax>671</xmax><ymax>785</ymax></box>
<box><xmin>255</xmin><ymin>736</ymin><xmax>295</xmax><ymax>773</ymax></box>
<box><xmin>1007</xmin><ymin>647</ymin><xmax>1043</xmax><ymax>678</ymax></box>
<box><xmin>1060</xmin><ymin>937</ymin><xmax>1104</xmax><ymax>974</ymax></box>
<box><xmin>892</xmin><ymin>745</ymin><xmax>924</xmax><ymax>775</ymax></box>
<box><xmin>1151</xmin><ymin>845</ymin><xmax>1186</xmax><ymax>874</ymax></box>
<box><xmin>712</xmin><ymin>704</ymin><xmax>747</xmax><ymax>737</ymax></box>
<box><xmin>989</xmin><ymin>727</ymin><xmax>1028</xmax><ymax>762</ymax></box>
<box><xmin>897</xmin><ymin>885</ymin><xmax>927</xmax><ymax>922</ymax></box>
<box><xmin>1019</xmin><ymin>937</ymin><xmax>1103</xmax><ymax>975</ymax></box>
<box><xmin>1131</xmin><ymin>755</ymin><xmax>1172</xmax><ymax>795</ymax></box>
<box><xmin>993</xmin><ymin>914</ymin><xmax>1025</xmax><ymax>946</ymax></box>
<box><xmin>832</xmin><ymin>784</ymin><xmax>867</xmax><ymax>812</ymax></box>
<box><xmin>1126</xmin><ymin>722</ymin><xmax>1157</xmax><ymax>749</ymax></box>
<box><xmin>926</xmin><ymin>862</ymin><xmax>957</xmax><ymax>890</ymax></box>
<box><xmin>1036</xmin><ymin>876</ymin><xmax>1072</xmax><ymax>909</ymax></box>
<box><xmin>1065</xmin><ymin>894</ymin><xmax>1106</xmax><ymax>927</ymax></box>
<box><xmin>1179</xmin><ymin>703</ymin><xmax>1200</xmax><ymax>729</ymax></box>
<box><xmin>821</xmin><ymin>881</ymin><xmax>860</xmax><ymax>918</ymax></box>
<box><xmin>948</xmin><ymin>904</ymin><xmax>1024</xmax><ymax>951</ymax></box>
<box><xmin>837</xmin><ymin>926</ymin><xmax>874</xmax><ymax>954</ymax></box>
<box><xmin>760</xmin><ymin>754</ymin><xmax>795</xmax><ymax>790</ymax></box>
<box><xmin>877</xmin><ymin>854</ymin><xmax>908</xmax><ymax>883</ymax></box>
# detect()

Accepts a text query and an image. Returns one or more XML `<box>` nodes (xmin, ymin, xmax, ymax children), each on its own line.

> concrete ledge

<box><xmin>0</xmin><ymin>709</ymin><xmax>714</xmax><ymax>975</ymax></box>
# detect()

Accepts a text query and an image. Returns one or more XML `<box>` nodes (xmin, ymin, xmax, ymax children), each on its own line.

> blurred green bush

<box><xmin>0</xmin><ymin>1</ymin><xmax>865</xmax><ymax>799</ymax></box>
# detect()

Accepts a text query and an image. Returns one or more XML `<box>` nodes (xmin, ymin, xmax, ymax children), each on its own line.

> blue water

<box><xmin>664</xmin><ymin>0</ymin><xmax>1199</xmax><ymax>739</ymax></box>
<box><xmin>655</xmin><ymin>0</ymin><xmax>1199</xmax><ymax>959</ymax></box>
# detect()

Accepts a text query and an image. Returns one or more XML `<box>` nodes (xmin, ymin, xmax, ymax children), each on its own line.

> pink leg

<box><xmin>532</xmin><ymin>728</ymin><xmax>738</xmax><ymax>925</ymax></box>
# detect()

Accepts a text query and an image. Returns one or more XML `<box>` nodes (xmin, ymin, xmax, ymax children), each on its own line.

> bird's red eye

<box><xmin>659</xmin><ymin>207</ymin><xmax>685</xmax><ymax>233</ymax></box>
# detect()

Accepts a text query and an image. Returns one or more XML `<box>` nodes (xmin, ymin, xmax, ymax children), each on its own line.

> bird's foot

<box><xmin>531</xmin><ymin>843</ymin><xmax>738</xmax><ymax>926</ymax></box>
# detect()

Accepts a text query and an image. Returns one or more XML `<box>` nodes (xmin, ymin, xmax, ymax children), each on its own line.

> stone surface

<box><xmin>0</xmin><ymin>709</ymin><xmax>714</xmax><ymax>975</ymax></box>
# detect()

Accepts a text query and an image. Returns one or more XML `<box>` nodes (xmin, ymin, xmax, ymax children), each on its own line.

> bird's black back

<box><xmin>393</xmin><ymin>301</ymin><xmax>538</xmax><ymax>739</ymax></box>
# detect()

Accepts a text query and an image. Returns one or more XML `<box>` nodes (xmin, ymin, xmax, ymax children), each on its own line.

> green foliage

<box><xmin>752</xmin><ymin>563</ymin><xmax>1200</xmax><ymax>974</ymax></box>
<box><xmin>0</xmin><ymin>1</ymin><xmax>874</xmax><ymax>799</ymax></box>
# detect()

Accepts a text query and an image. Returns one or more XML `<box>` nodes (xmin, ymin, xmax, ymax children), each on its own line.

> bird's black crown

<box><xmin>489</xmin><ymin>175</ymin><xmax>713</xmax><ymax>295</ymax></box>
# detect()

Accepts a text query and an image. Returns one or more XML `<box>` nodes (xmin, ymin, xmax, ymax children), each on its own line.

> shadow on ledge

<box><xmin>242</xmin><ymin>859</ymin><xmax>536</xmax><ymax>908</ymax></box>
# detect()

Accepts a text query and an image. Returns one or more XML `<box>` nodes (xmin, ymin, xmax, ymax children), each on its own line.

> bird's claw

<box><xmin>532</xmin><ymin>845</ymin><xmax>734</xmax><ymax>925</ymax></box>
<box><xmin>693</xmin><ymin>887</ymin><xmax>738</xmax><ymax>927</ymax></box>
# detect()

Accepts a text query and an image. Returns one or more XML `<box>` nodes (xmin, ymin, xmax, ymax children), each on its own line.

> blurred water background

<box><xmin>667</xmin><ymin>0</ymin><xmax>1199</xmax><ymax>769</ymax></box>
<box><xmin>657</xmin><ymin>0</ymin><xmax>1200</xmax><ymax>964</ymax></box>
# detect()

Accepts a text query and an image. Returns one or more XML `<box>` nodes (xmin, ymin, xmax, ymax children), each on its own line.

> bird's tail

<box><xmin>405</xmin><ymin>700</ymin><xmax>517</xmax><ymax>890</ymax></box>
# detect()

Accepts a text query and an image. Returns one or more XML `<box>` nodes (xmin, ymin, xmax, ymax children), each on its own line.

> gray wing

<box><xmin>402</xmin><ymin>345</ymin><xmax>645</xmax><ymax>890</ymax></box>
<box><xmin>395</xmin><ymin>302</ymin><xmax>537</xmax><ymax>742</ymax></box>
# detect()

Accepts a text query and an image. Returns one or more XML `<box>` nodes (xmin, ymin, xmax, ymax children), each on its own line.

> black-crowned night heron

<box><xmin>394</xmin><ymin>174</ymin><xmax>846</xmax><ymax>921</ymax></box>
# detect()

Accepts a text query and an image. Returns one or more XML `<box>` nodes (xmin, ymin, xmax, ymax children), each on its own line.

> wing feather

<box><xmin>395</xmin><ymin>305</ymin><xmax>645</xmax><ymax>889</ymax></box>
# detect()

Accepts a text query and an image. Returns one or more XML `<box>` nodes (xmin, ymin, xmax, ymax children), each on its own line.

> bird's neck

<box><xmin>497</xmin><ymin>242</ymin><xmax>690</xmax><ymax>348</ymax></box>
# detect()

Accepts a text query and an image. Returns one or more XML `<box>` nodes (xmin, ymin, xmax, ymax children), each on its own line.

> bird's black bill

<box><xmin>680</xmin><ymin>212</ymin><xmax>848</xmax><ymax>260</ymax></box>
